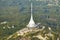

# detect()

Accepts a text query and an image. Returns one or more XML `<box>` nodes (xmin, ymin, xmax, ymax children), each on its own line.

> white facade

<box><xmin>27</xmin><ymin>3</ymin><xmax>36</xmax><ymax>28</ymax></box>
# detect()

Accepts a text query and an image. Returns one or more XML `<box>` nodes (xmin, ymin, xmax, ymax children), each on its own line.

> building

<box><xmin>27</xmin><ymin>3</ymin><xmax>36</xmax><ymax>28</ymax></box>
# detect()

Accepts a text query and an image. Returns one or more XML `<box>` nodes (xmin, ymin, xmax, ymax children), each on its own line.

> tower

<box><xmin>27</xmin><ymin>3</ymin><xmax>36</xmax><ymax>28</ymax></box>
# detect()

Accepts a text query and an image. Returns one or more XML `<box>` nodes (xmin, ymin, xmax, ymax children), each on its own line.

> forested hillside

<box><xmin>0</xmin><ymin>0</ymin><xmax>60</xmax><ymax>40</ymax></box>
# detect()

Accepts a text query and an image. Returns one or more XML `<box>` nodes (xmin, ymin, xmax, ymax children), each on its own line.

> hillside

<box><xmin>0</xmin><ymin>0</ymin><xmax>60</xmax><ymax>40</ymax></box>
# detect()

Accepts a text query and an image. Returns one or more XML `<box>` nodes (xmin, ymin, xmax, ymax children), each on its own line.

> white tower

<box><xmin>27</xmin><ymin>3</ymin><xmax>36</xmax><ymax>28</ymax></box>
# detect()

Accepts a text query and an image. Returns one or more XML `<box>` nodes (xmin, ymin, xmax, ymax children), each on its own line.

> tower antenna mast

<box><xmin>27</xmin><ymin>2</ymin><xmax>36</xmax><ymax>28</ymax></box>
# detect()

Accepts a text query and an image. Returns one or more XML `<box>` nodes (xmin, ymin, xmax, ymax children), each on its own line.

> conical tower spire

<box><xmin>27</xmin><ymin>3</ymin><xmax>36</xmax><ymax>28</ymax></box>
<box><xmin>31</xmin><ymin>3</ymin><xmax>33</xmax><ymax>19</ymax></box>
<box><xmin>30</xmin><ymin>3</ymin><xmax>34</xmax><ymax>23</ymax></box>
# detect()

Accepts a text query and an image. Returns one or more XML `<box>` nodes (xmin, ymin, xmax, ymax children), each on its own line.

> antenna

<box><xmin>31</xmin><ymin>3</ymin><xmax>33</xmax><ymax>18</ymax></box>
<box><xmin>27</xmin><ymin>2</ymin><xmax>36</xmax><ymax>28</ymax></box>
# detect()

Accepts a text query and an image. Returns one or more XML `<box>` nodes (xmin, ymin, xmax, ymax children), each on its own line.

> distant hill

<box><xmin>0</xmin><ymin>0</ymin><xmax>60</xmax><ymax>22</ymax></box>
<box><xmin>0</xmin><ymin>0</ymin><xmax>60</xmax><ymax>7</ymax></box>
